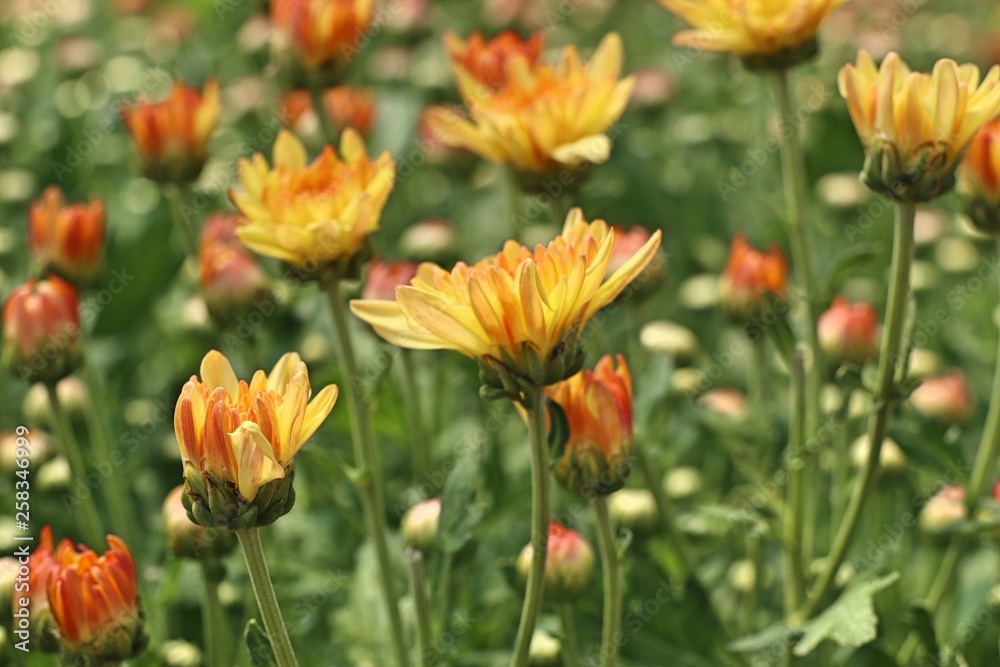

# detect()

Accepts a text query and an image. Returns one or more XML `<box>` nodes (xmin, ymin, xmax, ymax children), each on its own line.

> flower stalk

<box><xmin>200</xmin><ymin>557</ymin><xmax>230</xmax><ymax>667</ymax></box>
<box><xmin>235</xmin><ymin>528</ymin><xmax>298</xmax><ymax>667</ymax></box>
<box><xmin>558</xmin><ymin>603</ymin><xmax>581</xmax><ymax>667</ymax></box>
<box><xmin>783</xmin><ymin>350</ymin><xmax>807</xmax><ymax>617</ymax></box>
<box><xmin>407</xmin><ymin>547</ymin><xmax>434</xmax><ymax>667</ymax></box>
<box><xmin>592</xmin><ymin>495</ymin><xmax>622</xmax><ymax>667</ymax></box>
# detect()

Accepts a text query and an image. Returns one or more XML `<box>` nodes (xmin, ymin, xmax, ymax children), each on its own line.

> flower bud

<box><xmin>920</xmin><ymin>485</ymin><xmax>967</xmax><ymax>535</ymax></box>
<box><xmin>718</xmin><ymin>235</ymin><xmax>788</xmax><ymax>323</ymax></box>
<box><xmin>608</xmin><ymin>488</ymin><xmax>658</xmax><ymax>536</ymax></box>
<box><xmin>910</xmin><ymin>370</ymin><xmax>974</xmax><ymax>425</ymax></box>
<box><xmin>2</xmin><ymin>276</ymin><xmax>82</xmax><ymax>384</ymax></box>
<box><xmin>0</xmin><ymin>429</ymin><xmax>51</xmax><ymax>473</ymax></box>
<box><xmin>270</xmin><ymin>0</ymin><xmax>376</xmax><ymax>72</ymax></box>
<box><xmin>48</xmin><ymin>533</ymin><xmax>148</xmax><ymax>663</ymax></box>
<box><xmin>28</xmin><ymin>186</ymin><xmax>105</xmax><ymax>284</ymax></box>
<box><xmin>549</xmin><ymin>355</ymin><xmax>633</xmax><ymax>497</ymax></box>
<box><xmin>818</xmin><ymin>296</ymin><xmax>879</xmax><ymax>366</ymax></box>
<box><xmin>849</xmin><ymin>436</ymin><xmax>907</xmax><ymax>477</ymax></box>
<box><xmin>516</xmin><ymin>521</ymin><xmax>595</xmax><ymax>602</ymax></box>
<box><xmin>401</xmin><ymin>498</ymin><xmax>441</xmax><ymax>552</ymax></box>
<box><xmin>162</xmin><ymin>485</ymin><xmax>235</xmax><ymax>560</ymax></box>
<box><xmin>198</xmin><ymin>213</ymin><xmax>270</xmax><ymax>321</ymax></box>
<box><xmin>400</xmin><ymin>217</ymin><xmax>456</xmax><ymax>262</ymax></box>
<box><xmin>639</xmin><ymin>320</ymin><xmax>698</xmax><ymax>364</ymax></box>
<box><xmin>23</xmin><ymin>377</ymin><xmax>90</xmax><ymax>424</ymax></box>
<box><xmin>697</xmin><ymin>387</ymin><xmax>748</xmax><ymax>420</ymax></box>
<box><xmin>958</xmin><ymin>118</ymin><xmax>1000</xmax><ymax>235</ymax></box>
<box><xmin>527</xmin><ymin>630</ymin><xmax>561</xmax><ymax>666</ymax></box>
<box><xmin>362</xmin><ymin>258</ymin><xmax>419</xmax><ymax>301</ymax></box>
<box><xmin>37</xmin><ymin>457</ymin><xmax>72</xmax><ymax>491</ymax></box>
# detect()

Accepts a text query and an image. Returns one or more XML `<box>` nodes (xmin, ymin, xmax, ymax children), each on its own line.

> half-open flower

<box><xmin>28</xmin><ymin>186</ymin><xmax>105</xmax><ymax>284</ymax></box>
<box><xmin>549</xmin><ymin>354</ymin><xmax>633</xmax><ymax>496</ymax></box>
<box><xmin>173</xmin><ymin>350</ymin><xmax>338</xmax><ymax>528</ymax></box>
<box><xmin>839</xmin><ymin>51</ymin><xmax>1000</xmax><ymax>202</ymax></box>
<box><xmin>350</xmin><ymin>209</ymin><xmax>661</xmax><ymax>397</ymax></box>
<box><xmin>2</xmin><ymin>277</ymin><xmax>82</xmax><ymax>384</ymax></box>
<box><xmin>48</xmin><ymin>534</ymin><xmax>147</xmax><ymax>663</ymax></box>
<box><xmin>270</xmin><ymin>0</ymin><xmax>376</xmax><ymax>71</ymax></box>
<box><xmin>443</xmin><ymin>30</ymin><xmax>544</xmax><ymax>90</ymax></box>
<box><xmin>718</xmin><ymin>235</ymin><xmax>788</xmax><ymax>323</ymax></box>
<box><xmin>959</xmin><ymin>118</ymin><xmax>1000</xmax><ymax>235</ymax></box>
<box><xmin>230</xmin><ymin>129</ymin><xmax>395</xmax><ymax>275</ymax></box>
<box><xmin>120</xmin><ymin>79</ymin><xmax>220</xmax><ymax>184</ymax></box>
<box><xmin>425</xmin><ymin>32</ymin><xmax>634</xmax><ymax>174</ymax></box>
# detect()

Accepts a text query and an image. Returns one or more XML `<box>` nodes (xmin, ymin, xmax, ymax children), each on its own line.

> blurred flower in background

<box><xmin>120</xmin><ymin>79</ymin><xmax>221</xmax><ymax>184</ymax></box>
<box><xmin>281</xmin><ymin>86</ymin><xmax>376</xmax><ymax>137</ymax></box>
<box><xmin>198</xmin><ymin>213</ymin><xmax>270</xmax><ymax>321</ymax></box>
<box><xmin>443</xmin><ymin>30</ymin><xmax>544</xmax><ymax>90</ymax></box>
<box><xmin>910</xmin><ymin>369</ymin><xmax>975</xmax><ymax>425</ymax></box>
<box><xmin>162</xmin><ymin>485</ymin><xmax>235</xmax><ymax>559</ymax></box>
<box><xmin>270</xmin><ymin>0</ymin><xmax>376</xmax><ymax>71</ymax></box>
<box><xmin>17</xmin><ymin>526</ymin><xmax>58</xmax><ymax>652</ymax></box>
<box><xmin>401</xmin><ymin>497</ymin><xmax>441</xmax><ymax>551</ymax></box>
<box><xmin>718</xmin><ymin>235</ymin><xmax>788</xmax><ymax>323</ymax></box>
<box><xmin>28</xmin><ymin>186</ymin><xmax>105</xmax><ymax>284</ymax></box>
<box><xmin>516</xmin><ymin>520</ymin><xmax>595</xmax><ymax>602</ymax></box>
<box><xmin>818</xmin><ymin>296</ymin><xmax>879</xmax><ymax>366</ymax></box>
<box><xmin>2</xmin><ymin>276</ymin><xmax>82</xmax><ymax>384</ymax></box>
<box><xmin>362</xmin><ymin>257</ymin><xmax>419</xmax><ymax>300</ymax></box>
<box><xmin>959</xmin><ymin>118</ymin><xmax>1000</xmax><ymax>235</ymax></box>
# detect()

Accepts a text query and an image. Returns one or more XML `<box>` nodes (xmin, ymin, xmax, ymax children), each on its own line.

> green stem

<box><xmin>407</xmin><ymin>548</ymin><xmax>434</xmax><ymax>667</ymax></box>
<box><xmin>558</xmin><ymin>603</ymin><xmax>581</xmax><ymax>667</ymax></box>
<box><xmin>593</xmin><ymin>496</ymin><xmax>622</xmax><ymax>667</ymax></box>
<box><xmin>46</xmin><ymin>382</ymin><xmax>104</xmax><ymax>546</ymax></box>
<box><xmin>200</xmin><ymin>558</ymin><xmax>230</xmax><ymax>667</ymax></box>
<box><xmin>741</xmin><ymin>532</ymin><xmax>761</xmax><ymax>636</ymax></box>
<box><xmin>308</xmin><ymin>82</ymin><xmax>337</xmax><ymax>144</ymax></box>
<box><xmin>895</xmin><ymin>237</ymin><xmax>1000</xmax><ymax>664</ymax></box>
<box><xmin>436</xmin><ymin>551</ymin><xmax>455</xmax><ymax>638</ymax></box>
<box><xmin>509</xmin><ymin>387</ymin><xmax>552</xmax><ymax>667</ymax></box>
<box><xmin>830</xmin><ymin>389</ymin><xmax>853</xmax><ymax>546</ymax></box>
<box><xmin>748</xmin><ymin>339</ymin><xmax>768</xmax><ymax>408</ymax></box>
<box><xmin>234</xmin><ymin>528</ymin><xmax>299</xmax><ymax>667</ymax></box>
<box><xmin>773</xmin><ymin>67</ymin><xmax>823</xmax><ymax>567</ymax></box>
<box><xmin>166</xmin><ymin>184</ymin><xmax>198</xmax><ymax>257</ymax></box>
<box><xmin>324</xmin><ymin>277</ymin><xmax>408</xmax><ymax>667</ymax></box>
<box><xmin>783</xmin><ymin>351</ymin><xmax>807</xmax><ymax>617</ymax></box>
<box><xmin>399</xmin><ymin>349</ymin><xmax>432</xmax><ymax>481</ymax></box>
<box><xmin>81</xmin><ymin>360</ymin><xmax>137</xmax><ymax>547</ymax></box>
<box><xmin>795</xmin><ymin>200</ymin><xmax>917</xmax><ymax>623</ymax></box>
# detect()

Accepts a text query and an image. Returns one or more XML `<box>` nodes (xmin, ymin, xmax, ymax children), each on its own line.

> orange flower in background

<box><xmin>270</xmin><ymin>0</ymin><xmax>376</xmax><ymax>70</ymax></box>
<box><xmin>657</xmin><ymin>0</ymin><xmax>845</xmax><ymax>66</ymax></box>
<box><xmin>198</xmin><ymin>213</ymin><xmax>270</xmax><ymax>320</ymax></box>
<box><xmin>174</xmin><ymin>350</ymin><xmax>338</xmax><ymax>527</ymax></box>
<box><xmin>350</xmin><ymin>209</ymin><xmax>662</xmax><ymax>393</ymax></box>
<box><xmin>28</xmin><ymin>186</ymin><xmax>105</xmax><ymax>283</ymax></box>
<box><xmin>444</xmin><ymin>30</ymin><xmax>544</xmax><ymax>90</ymax></box>
<box><xmin>48</xmin><ymin>535</ymin><xmax>147</xmax><ymax>662</ymax></box>
<box><xmin>839</xmin><ymin>51</ymin><xmax>1000</xmax><ymax>201</ymax></box>
<box><xmin>230</xmin><ymin>129</ymin><xmax>395</xmax><ymax>271</ymax></box>
<box><xmin>281</xmin><ymin>86</ymin><xmax>376</xmax><ymax>136</ymax></box>
<box><xmin>516</xmin><ymin>520</ymin><xmax>595</xmax><ymax>601</ymax></box>
<box><xmin>426</xmin><ymin>32</ymin><xmax>634</xmax><ymax>173</ymax></box>
<box><xmin>718</xmin><ymin>235</ymin><xmax>788</xmax><ymax>321</ymax></box>
<box><xmin>12</xmin><ymin>526</ymin><xmax>57</xmax><ymax>649</ymax></box>
<box><xmin>549</xmin><ymin>354</ymin><xmax>633</xmax><ymax>496</ymax></box>
<box><xmin>362</xmin><ymin>258</ymin><xmax>419</xmax><ymax>300</ymax></box>
<box><xmin>2</xmin><ymin>276</ymin><xmax>82</xmax><ymax>384</ymax></box>
<box><xmin>959</xmin><ymin>118</ymin><xmax>1000</xmax><ymax>234</ymax></box>
<box><xmin>818</xmin><ymin>296</ymin><xmax>879</xmax><ymax>366</ymax></box>
<box><xmin>910</xmin><ymin>370</ymin><xmax>975</xmax><ymax>425</ymax></box>
<box><xmin>120</xmin><ymin>79</ymin><xmax>220</xmax><ymax>184</ymax></box>
<box><xmin>607</xmin><ymin>225</ymin><xmax>665</xmax><ymax>288</ymax></box>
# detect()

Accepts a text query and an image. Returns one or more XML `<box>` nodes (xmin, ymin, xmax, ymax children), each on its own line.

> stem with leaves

<box><xmin>235</xmin><ymin>528</ymin><xmax>298</xmax><ymax>667</ymax></box>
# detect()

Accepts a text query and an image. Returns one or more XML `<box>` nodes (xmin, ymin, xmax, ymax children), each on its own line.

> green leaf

<box><xmin>908</xmin><ymin>605</ymin><xmax>940</xmax><ymax>662</ymax></box>
<box><xmin>633</xmin><ymin>353</ymin><xmax>673</xmax><ymax>432</ymax></box>
<box><xmin>436</xmin><ymin>444</ymin><xmax>487</xmax><ymax>554</ymax></box>
<box><xmin>244</xmin><ymin>619</ymin><xmax>277</xmax><ymax>667</ymax></box>
<box><xmin>793</xmin><ymin>573</ymin><xmax>899</xmax><ymax>656</ymax></box>
<box><xmin>729</xmin><ymin>622</ymin><xmax>796</xmax><ymax>653</ymax></box>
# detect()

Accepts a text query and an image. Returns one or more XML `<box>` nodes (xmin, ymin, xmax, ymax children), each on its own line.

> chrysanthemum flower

<box><xmin>443</xmin><ymin>30</ymin><xmax>544</xmax><ymax>90</ymax></box>
<box><xmin>658</xmin><ymin>0</ymin><xmax>845</xmax><ymax>68</ymax></box>
<box><xmin>718</xmin><ymin>235</ymin><xmax>788</xmax><ymax>322</ymax></box>
<box><xmin>120</xmin><ymin>79</ymin><xmax>220</xmax><ymax>184</ymax></box>
<box><xmin>839</xmin><ymin>51</ymin><xmax>1000</xmax><ymax>201</ymax></box>
<box><xmin>2</xmin><ymin>276</ymin><xmax>82</xmax><ymax>384</ymax></box>
<box><xmin>14</xmin><ymin>526</ymin><xmax>58</xmax><ymax>652</ymax></box>
<box><xmin>549</xmin><ymin>354</ymin><xmax>633</xmax><ymax>496</ymax></box>
<box><xmin>174</xmin><ymin>350</ymin><xmax>338</xmax><ymax>528</ymax></box>
<box><xmin>425</xmin><ymin>32</ymin><xmax>634</xmax><ymax>173</ymax></box>
<box><xmin>230</xmin><ymin>129</ymin><xmax>395</xmax><ymax>274</ymax></box>
<box><xmin>270</xmin><ymin>0</ymin><xmax>376</xmax><ymax>71</ymax></box>
<box><xmin>28</xmin><ymin>186</ymin><xmax>105</xmax><ymax>283</ymax></box>
<box><xmin>959</xmin><ymin>118</ymin><xmax>1000</xmax><ymax>234</ymax></box>
<box><xmin>350</xmin><ymin>209</ymin><xmax>661</xmax><ymax>396</ymax></box>
<box><xmin>48</xmin><ymin>534</ymin><xmax>147</xmax><ymax>663</ymax></box>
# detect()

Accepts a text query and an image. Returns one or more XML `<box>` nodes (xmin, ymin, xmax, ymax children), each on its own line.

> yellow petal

<box><xmin>590</xmin><ymin>230</ymin><xmax>663</xmax><ymax>317</ymax></box>
<box><xmin>350</xmin><ymin>299</ymin><xmax>448</xmax><ymax>349</ymax></box>
<box><xmin>267</xmin><ymin>353</ymin><xmax>305</xmax><ymax>393</ymax></box>
<box><xmin>200</xmin><ymin>350</ymin><xmax>239</xmax><ymax>400</ymax></box>
<box><xmin>298</xmin><ymin>384</ymin><xmax>339</xmax><ymax>448</ymax></box>
<box><xmin>551</xmin><ymin>134</ymin><xmax>611</xmax><ymax>166</ymax></box>
<box><xmin>229</xmin><ymin>421</ymin><xmax>285</xmax><ymax>502</ymax></box>
<box><xmin>273</xmin><ymin>130</ymin><xmax>308</xmax><ymax>170</ymax></box>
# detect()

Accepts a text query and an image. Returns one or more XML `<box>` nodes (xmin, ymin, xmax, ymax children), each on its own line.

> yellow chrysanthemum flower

<box><xmin>350</xmin><ymin>209</ymin><xmax>662</xmax><ymax>394</ymax></box>
<box><xmin>658</xmin><ymin>0</ymin><xmax>845</xmax><ymax>67</ymax></box>
<box><xmin>839</xmin><ymin>50</ymin><xmax>1000</xmax><ymax>202</ymax></box>
<box><xmin>425</xmin><ymin>33</ymin><xmax>634</xmax><ymax>174</ymax></box>
<box><xmin>230</xmin><ymin>129</ymin><xmax>395</xmax><ymax>271</ymax></box>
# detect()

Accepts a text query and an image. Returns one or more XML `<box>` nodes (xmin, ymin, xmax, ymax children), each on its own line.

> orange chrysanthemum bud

<box><xmin>48</xmin><ymin>534</ymin><xmax>147</xmax><ymax>664</ymax></box>
<box><xmin>426</xmin><ymin>32</ymin><xmax>634</xmax><ymax>174</ymax></box>
<box><xmin>549</xmin><ymin>354</ymin><xmax>633</xmax><ymax>496</ymax></box>
<box><xmin>230</xmin><ymin>129</ymin><xmax>395</xmax><ymax>276</ymax></box>
<box><xmin>839</xmin><ymin>51</ymin><xmax>1000</xmax><ymax>202</ymax></box>
<box><xmin>657</xmin><ymin>0</ymin><xmax>845</xmax><ymax>69</ymax></box>
<box><xmin>910</xmin><ymin>370</ymin><xmax>975</xmax><ymax>425</ymax></box>
<box><xmin>818</xmin><ymin>296</ymin><xmax>879</xmax><ymax>366</ymax></box>
<box><xmin>362</xmin><ymin>258</ymin><xmax>419</xmax><ymax>300</ymax></box>
<box><xmin>198</xmin><ymin>213</ymin><xmax>270</xmax><ymax>321</ymax></box>
<box><xmin>959</xmin><ymin>118</ymin><xmax>1000</xmax><ymax>235</ymax></box>
<box><xmin>174</xmin><ymin>350</ymin><xmax>338</xmax><ymax>529</ymax></box>
<box><xmin>920</xmin><ymin>485</ymin><xmax>967</xmax><ymax>535</ymax></box>
<box><xmin>270</xmin><ymin>0</ymin><xmax>376</xmax><ymax>71</ymax></box>
<box><xmin>443</xmin><ymin>30</ymin><xmax>544</xmax><ymax>90</ymax></box>
<box><xmin>516</xmin><ymin>520</ymin><xmax>595</xmax><ymax>602</ymax></box>
<box><xmin>120</xmin><ymin>79</ymin><xmax>220</xmax><ymax>184</ymax></box>
<box><xmin>162</xmin><ymin>485</ymin><xmax>235</xmax><ymax>560</ymax></box>
<box><xmin>350</xmin><ymin>209</ymin><xmax>662</xmax><ymax>398</ymax></box>
<box><xmin>718</xmin><ymin>235</ymin><xmax>788</xmax><ymax>323</ymax></box>
<box><xmin>28</xmin><ymin>186</ymin><xmax>105</xmax><ymax>284</ymax></box>
<box><xmin>281</xmin><ymin>86</ymin><xmax>376</xmax><ymax>137</ymax></box>
<box><xmin>2</xmin><ymin>277</ymin><xmax>82</xmax><ymax>384</ymax></box>
<box><xmin>11</xmin><ymin>526</ymin><xmax>59</xmax><ymax>652</ymax></box>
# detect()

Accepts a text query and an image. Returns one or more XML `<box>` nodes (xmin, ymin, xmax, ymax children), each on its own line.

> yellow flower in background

<box><xmin>350</xmin><ymin>209</ymin><xmax>661</xmax><ymax>394</ymax></box>
<box><xmin>230</xmin><ymin>129</ymin><xmax>395</xmax><ymax>272</ymax></box>
<box><xmin>425</xmin><ymin>32</ymin><xmax>634</xmax><ymax>173</ymax></box>
<box><xmin>657</xmin><ymin>0</ymin><xmax>844</xmax><ymax>67</ymax></box>
<box><xmin>174</xmin><ymin>350</ymin><xmax>338</xmax><ymax>528</ymax></box>
<box><xmin>839</xmin><ymin>50</ymin><xmax>1000</xmax><ymax>202</ymax></box>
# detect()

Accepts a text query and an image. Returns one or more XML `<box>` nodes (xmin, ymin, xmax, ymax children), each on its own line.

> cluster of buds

<box><xmin>516</xmin><ymin>520</ymin><xmax>595</xmax><ymax>602</ymax></box>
